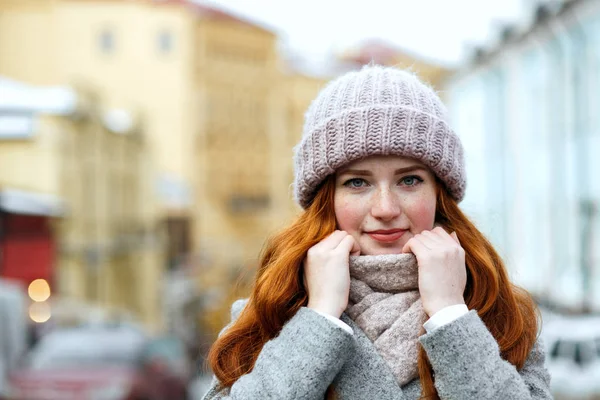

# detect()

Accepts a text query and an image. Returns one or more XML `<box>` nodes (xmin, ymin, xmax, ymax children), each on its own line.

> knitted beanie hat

<box><xmin>293</xmin><ymin>65</ymin><xmax>466</xmax><ymax>209</ymax></box>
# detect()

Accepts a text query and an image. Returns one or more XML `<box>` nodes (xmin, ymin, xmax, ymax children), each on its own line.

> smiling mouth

<box><xmin>366</xmin><ymin>229</ymin><xmax>407</xmax><ymax>243</ymax></box>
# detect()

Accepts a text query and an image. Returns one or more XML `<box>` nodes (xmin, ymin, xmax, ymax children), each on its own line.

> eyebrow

<box><xmin>338</xmin><ymin>165</ymin><xmax>428</xmax><ymax>176</ymax></box>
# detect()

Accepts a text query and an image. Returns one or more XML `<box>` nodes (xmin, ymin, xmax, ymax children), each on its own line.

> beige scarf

<box><xmin>346</xmin><ymin>254</ymin><xmax>427</xmax><ymax>386</ymax></box>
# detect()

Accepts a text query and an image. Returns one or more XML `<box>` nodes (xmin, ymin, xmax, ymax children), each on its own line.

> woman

<box><xmin>203</xmin><ymin>65</ymin><xmax>552</xmax><ymax>399</ymax></box>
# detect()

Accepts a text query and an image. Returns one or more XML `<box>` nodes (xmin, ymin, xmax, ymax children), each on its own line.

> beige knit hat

<box><xmin>293</xmin><ymin>65</ymin><xmax>466</xmax><ymax>209</ymax></box>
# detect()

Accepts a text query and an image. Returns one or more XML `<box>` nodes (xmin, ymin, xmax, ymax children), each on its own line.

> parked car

<box><xmin>541</xmin><ymin>313</ymin><xmax>600</xmax><ymax>400</ymax></box>
<box><xmin>6</xmin><ymin>325</ymin><xmax>190</xmax><ymax>400</ymax></box>
<box><xmin>130</xmin><ymin>336</ymin><xmax>191</xmax><ymax>400</ymax></box>
<box><xmin>0</xmin><ymin>279</ymin><xmax>28</xmax><ymax>400</ymax></box>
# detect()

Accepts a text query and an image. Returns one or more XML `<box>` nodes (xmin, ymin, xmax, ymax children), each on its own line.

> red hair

<box><xmin>207</xmin><ymin>177</ymin><xmax>539</xmax><ymax>399</ymax></box>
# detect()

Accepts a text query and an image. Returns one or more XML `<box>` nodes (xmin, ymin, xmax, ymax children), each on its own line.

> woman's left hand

<box><xmin>402</xmin><ymin>227</ymin><xmax>467</xmax><ymax>317</ymax></box>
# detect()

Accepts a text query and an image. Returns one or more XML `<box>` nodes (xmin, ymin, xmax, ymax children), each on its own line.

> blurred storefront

<box><xmin>0</xmin><ymin>191</ymin><xmax>64</xmax><ymax>288</ymax></box>
<box><xmin>0</xmin><ymin>76</ymin><xmax>165</xmax><ymax>332</ymax></box>
<box><xmin>0</xmin><ymin>76</ymin><xmax>75</xmax><ymax>332</ymax></box>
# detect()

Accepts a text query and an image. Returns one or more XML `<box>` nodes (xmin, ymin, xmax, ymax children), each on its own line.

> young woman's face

<box><xmin>334</xmin><ymin>155</ymin><xmax>438</xmax><ymax>255</ymax></box>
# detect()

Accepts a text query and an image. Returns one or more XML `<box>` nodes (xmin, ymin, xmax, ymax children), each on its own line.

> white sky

<box><xmin>199</xmin><ymin>0</ymin><xmax>529</xmax><ymax>66</ymax></box>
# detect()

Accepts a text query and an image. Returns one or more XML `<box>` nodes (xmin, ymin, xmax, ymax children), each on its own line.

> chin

<box><xmin>361</xmin><ymin>246</ymin><xmax>405</xmax><ymax>256</ymax></box>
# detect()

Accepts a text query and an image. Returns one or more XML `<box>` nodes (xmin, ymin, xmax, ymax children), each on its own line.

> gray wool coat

<box><xmin>202</xmin><ymin>299</ymin><xmax>552</xmax><ymax>400</ymax></box>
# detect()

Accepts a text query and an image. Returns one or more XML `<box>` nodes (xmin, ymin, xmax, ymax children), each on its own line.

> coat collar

<box><xmin>332</xmin><ymin>314</ymin><xmax>417</xmax><ymax>399</ymax></box>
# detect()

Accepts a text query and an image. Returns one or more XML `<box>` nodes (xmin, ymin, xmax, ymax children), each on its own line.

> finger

<box><xmin>410</xmin><ymin>233</ymin><xmax>436</xmax><ymax>250</ymax></box>
<box><xmin>433</xmin><ymin>225</ymin><xmax>449</xmax><ymax>233</ymax></box>
<box><xmin>432</xmin><ymin>226</ymin><xmax>458</xmax><ymax>245</ymax></box>
<box><xmin>413</xmin><ymin>234</ymin><xmax>433</xmax><ymax>249</ymax></box>
<box><xmin>401</xmin><ymin>238</ymin><xmax>411</xmax><ymax>254</ymax></box>
<box><xmin>432</xmin><ymin>226</ymin><xmax>453</xmax><ymax>238</ymax></box>
<box><xmin>450</xmin><ymin>231</ymin><xmax>461</xmax><ymax>245</ymax></box>
<box><xmin>420</xmin><ymin>230</ymin><xmax>445</xmax><ymax>245</ymax></box>
<box><xmin>402</xmin><ymin>235</ymin><xmax>430</xmax><ymax>255</ymax></box>
<box><xmin>350</xmin><ymin>237</ymin><xmax>361</xmax><ymax>256</ymax></box>
<box><xmin>336</xmin><ymin>234</ymin><xmax>359</xmax><ymax>255</ymax></box>
<box><xmin>317</xmin><ymin>230</ymin><xmax>347</xmax><ymax>248</ymax></box>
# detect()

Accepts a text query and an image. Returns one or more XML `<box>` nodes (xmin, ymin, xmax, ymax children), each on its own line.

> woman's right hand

<box><xmin>304</xmin><ymin>230</ymin><xmax>361</xmax><ymax>318</ymax></box>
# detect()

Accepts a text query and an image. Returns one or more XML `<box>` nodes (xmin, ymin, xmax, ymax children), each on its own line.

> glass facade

<box><xmin>448</xmin><ymin>12</ymin><xmax>600</xmax><ymax>311</ymax></box>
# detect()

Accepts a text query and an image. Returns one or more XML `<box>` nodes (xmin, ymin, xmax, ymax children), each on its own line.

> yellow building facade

<box><xmin>0</xmin><ymin>0</ymin><xmax>452</xmax><ymax>335</ymax></box>
<box><xmin>0</xmin><ymin>76</ymin><xmax>164</xmax><ymax>330</ymax></box>
<box><xmin>56</xmin><ymin>97</ymin><xmax>163</xmax><ymax>331</ymax></box>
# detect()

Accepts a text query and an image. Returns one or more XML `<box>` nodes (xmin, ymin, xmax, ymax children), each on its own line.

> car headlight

<box><xmin>88</xmin><ymin>382</ymin><xmax>130</xmax><ymax>400</ymax></box>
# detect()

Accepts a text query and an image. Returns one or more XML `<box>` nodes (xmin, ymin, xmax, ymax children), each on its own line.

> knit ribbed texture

<box><xmin>293</xmin><ymin>65</ymin><xmax>466</xmax><ymax>208</ymax></box>
<box><xmin>347</xmin><ymin>254</ymin><xmax>427</xmax><ymax>386</ymax></box>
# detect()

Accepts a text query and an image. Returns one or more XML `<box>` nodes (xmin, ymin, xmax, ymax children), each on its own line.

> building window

<box><xmin>228</xmin><ymin>194</ymin><xmax>270</xmax><ymax>213</ymax></box>
<box><xmin>164</xmin><ymin>217</ymin><xmax>190</xmax><ymax>270</ymax></box>
<box><xmin>157</xmin><ymin>29</ymin><xmax>173</xmax><ymax>54</ymax></box>
<box><xmin>99</xmin><ymin>28</ymin><xmax>115</xmax><ymax>53</ymax></box>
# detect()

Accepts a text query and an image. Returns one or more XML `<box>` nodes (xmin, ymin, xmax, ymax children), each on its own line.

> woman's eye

<box><xmin>400</xmin><ymin>176</ymin><xmax>423</xmax><ymax>186</ymax></box>
<box><xmin>344</xmin><ymin>178</ymin><xmax>367</xmax><ymax>188</ymax></box>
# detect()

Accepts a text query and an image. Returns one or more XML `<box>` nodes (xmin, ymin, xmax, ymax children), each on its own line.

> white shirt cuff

<box><xmin>423</xmin><ymin>304</ymin><xmax>469</xmax><ymax>333</ymax></box>
<box><xmin>308</xmin><ymin>308</ymin><xmax>354</xmax><ymax>335</ymax></box>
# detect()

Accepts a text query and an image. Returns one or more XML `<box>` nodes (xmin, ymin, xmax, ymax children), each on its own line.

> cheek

<box><xmin>406</xmin><ymin>195</ymin><xmax>437</xmax><ymax>231</ymax></box>
<box><xmin>334</xmin><ymin>196</ymin><xmax>365</xmax><ymax>231</ymax></box>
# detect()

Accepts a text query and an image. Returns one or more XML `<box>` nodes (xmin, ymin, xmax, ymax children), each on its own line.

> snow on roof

<box><xmin>0</xmin><ymin>188</ymin><xmax>67</xmax><ymax>217</ymax></box>
<box><xmin>0</xmin><ymin>77</ymin><xmax>77</xmax><ymax>116</ymax></box>
<box><xmin>0</xmin><ymin>114</ymin><xmax>37</xmax><ymax>139</ymax></box>
<box><xmin>0</xmin><ymin>77</ymin><xmax>78</xmax><ymax>139</ymax></box>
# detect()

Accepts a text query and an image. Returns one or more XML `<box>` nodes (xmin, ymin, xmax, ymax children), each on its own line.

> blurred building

<box><xmin>0</xmin><ymin>0</ymin><xmax>192</xmax><ymax>264</ymax></box>
<box><xmin>446</xmin><ymin>0</ymin><xmax>600</xmax><ymax>313</ymax></box>
<box><xmin>281</xmin><ymin>72</ymin><xmax>329</xmax><ymax>216</ymax></box>
<box><xmin>339</xmin><ymin>39</ymin><xmax>451</xmax><ymax>89</ymax></box>
<box><xmin>0</xmin><ymin>0</ymin><xmax>284</xmax><ymax>335</ymax></box>
<box><xmin>0</xmin><ymin>0</ymin><xmax>454</xmax><ymax>336</ymax></box>
<box><xmin>0</xmin><ymin>76</ymin><xmax>164</xmax><ymax>331</ymax></box>
<box><xmin>191</xmin><ymin>4</ymin><xmax>283</xmax><ymax>333</ymax></box>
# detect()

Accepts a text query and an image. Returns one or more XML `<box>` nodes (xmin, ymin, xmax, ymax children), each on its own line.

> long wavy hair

<box><xmin>207</xmin><ymin>176</ymin><xmax>539</xmax><ymax>399</ymax></box>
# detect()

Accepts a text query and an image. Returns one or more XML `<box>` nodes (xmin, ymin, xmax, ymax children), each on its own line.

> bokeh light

<box><xmin>29</xmin><ymin>302</ymin><xmax>52</xmax><ymax>323</ymax></box>
<box><xmin>28</xmin><ymin>279</ymin><xmax>51</xmax><ymax>302</ymax></box>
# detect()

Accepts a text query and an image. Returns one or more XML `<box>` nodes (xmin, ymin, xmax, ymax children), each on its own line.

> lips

<box><xmin>366</xmin><ymin>229</ymin><xmax>407</xmax><ymax>243</ymax></box>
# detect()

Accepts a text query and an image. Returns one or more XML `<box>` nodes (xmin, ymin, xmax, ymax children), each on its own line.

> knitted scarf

<box><xmin>346</xmin><ymin>254</ymin><xmax>427</xmax><ymax>386</ymax></box>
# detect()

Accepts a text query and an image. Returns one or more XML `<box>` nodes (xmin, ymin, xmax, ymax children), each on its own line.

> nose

<box><xmin>370</xmin><ymin>188</ymin><xmax>401</xmax><ymax>220</ymax></box>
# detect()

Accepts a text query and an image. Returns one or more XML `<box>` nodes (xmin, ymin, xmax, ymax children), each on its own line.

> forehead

<box><xmin>337</xmin><ymin>155</ymin><xmax>428</xmax><ymax>172</ymax></box>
